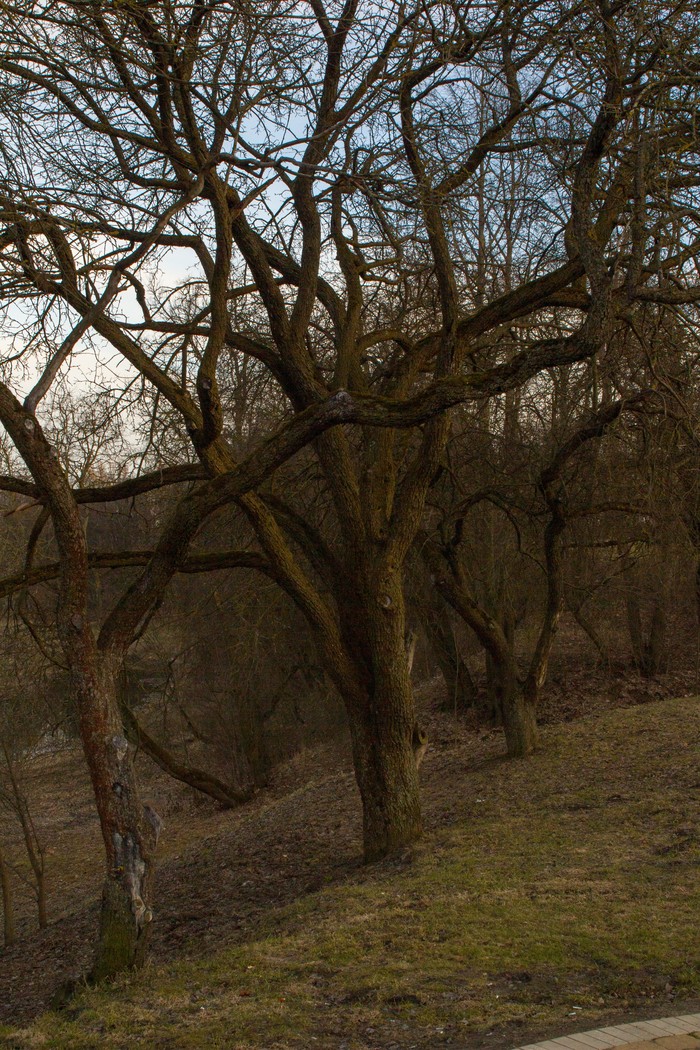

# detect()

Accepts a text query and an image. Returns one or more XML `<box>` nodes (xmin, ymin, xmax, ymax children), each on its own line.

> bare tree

<box><xmin>0</xmin><ymin>0</ymin><xmax>697</xmax><ymax>932</ymax></box>
<box><xmin>423</xmin><ymin>396</ymin><xmax>655</xmax><ymax>739</ymax></box>
<box><xmin>0</xmin><ymin>745</ymin><xmax>47</xmax><ymax>931</ymax></box>
<box><xmin>0</xmin><ymin>385</ymin><xmax>397</xmax><ymax>978</ymax></box>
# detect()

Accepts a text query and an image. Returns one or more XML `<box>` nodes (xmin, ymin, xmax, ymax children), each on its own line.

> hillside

<box><xmin>0</xmin><ymin>694</ymin><xmax>698</xmax><ymax>1049</ymax></box>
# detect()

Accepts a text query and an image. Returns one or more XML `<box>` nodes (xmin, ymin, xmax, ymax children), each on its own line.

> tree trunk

<box><xmin>626</xmin><ymin>587</ymin><xmax>645</xmax><ymax>669</ymax></box>
<box><xmin>0</xmin><ymin>382</ymin><xmax>160</xmax><ymax>980</ymax></box>
<box><xmin>626</xmin><ymin>586</ymin><xmax>668</xmax><ymax>677</ymax></box>
<box><xmin>483</xmin><ymin>651</ymin><xmax>539</xmax><ymax>756</ymax></box>
<box><xmin>74</xmin><ymin>658</ymin><xmax>158</xmax><ymax>982</ymax></box>
<box><xmin>338</xmin><ymin>565</ymin><xmax>423</xmax><ymax>862</ymax></box>
<box><xmin>503</xmin><ymin>674</ymin><xmax>539</xmax><ymax>758</ymax></box>
<box><xmin>420</xmin><ymin>590</ymin><xmax>477</xmax><ymax>713</ymax></box>
<box><xmin>645</xmin><ymin>597</ymin><xmax>668</xmax><ymax>677</ymax></box>
<box><xmin>483</xmin><ymin>650</ymin><xmax>504</xmax><ymax>725</ymax></box>
<box><xmin>440</xmin><ymin>653</ymin><xmax>477</xmax><ymax>714</ymax></box>
<box><xmin>346</xmin><ymin>679</ymin><xmax>423</xmax><ymax>863</ymax></box>
<box><xmin>423</xmin><ymin>542</ymin><xmax>539</xmax><ymax>755</ymax></box>
<box><xmin>570</xmin><ymin>601</ymin><xmax>610</xmax><ymax>666</ymax></box>
<box><xmin>0</xmin><ymin>842</ymin><xmax>15</xmax><ymax>948</ymax></box>
<box><xmin>36</xmin><ymin>871</ymin><xmax>48</xmax><ymax>930</ymax></box>
<box><xmin>481</xmin><ymin>602</ymin><xmax>516</xmax><ymax>726</ymax></box>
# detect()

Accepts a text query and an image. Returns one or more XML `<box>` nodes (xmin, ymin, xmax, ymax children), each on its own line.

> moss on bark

<box><xmin>90</xmin><ymin>878</ymin><xmax>149</xmax><ymax>984</ymax></box>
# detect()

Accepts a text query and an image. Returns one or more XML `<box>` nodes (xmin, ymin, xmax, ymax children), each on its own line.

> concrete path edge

<box><xmin>512</xmin><ymin>1013</ymin><xmax>700</xmax><ymax>1050</ymax></box>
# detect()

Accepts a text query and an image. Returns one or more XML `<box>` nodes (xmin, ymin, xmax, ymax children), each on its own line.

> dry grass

<box><xmin>0</xmin><ymin>695</ymin><xmax>698</xmax><ymax>1049</ymax></box>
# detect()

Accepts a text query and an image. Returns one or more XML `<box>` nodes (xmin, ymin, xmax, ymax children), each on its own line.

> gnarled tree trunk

<box><xmin>335</xmin><ymin>559</ymin><xmax>423</xmax><ymax>861</ymax></box>
<box><xmin>76</xmin><ymin>658</ymin><xmax>158</xmax><ymax>982</ymax></box>
<box><xmin>0</xmin><ymin>383</ymin><xmax>161</xmax><ymax>980</ymax></box>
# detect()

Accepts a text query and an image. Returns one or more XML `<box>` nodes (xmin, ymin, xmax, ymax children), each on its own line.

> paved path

<box><xmin>512</xmin><ymin>1014</ymin><xmax>700</xmax><ymax>1050</ymax></box>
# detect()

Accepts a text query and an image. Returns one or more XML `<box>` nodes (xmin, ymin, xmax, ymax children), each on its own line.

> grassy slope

<box><xmin>1</xmin><ymin>696</ymin><xmax>698</xmax><ymax>1050</ymax></box>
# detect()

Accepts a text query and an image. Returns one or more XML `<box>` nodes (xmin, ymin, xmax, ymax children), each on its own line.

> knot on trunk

<box><xmin>111</xmin><ymin>734</ymin><xmax>129</xmax><ymax>763</ymax></box>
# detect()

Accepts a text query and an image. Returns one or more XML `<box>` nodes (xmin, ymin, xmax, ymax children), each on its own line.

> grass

<box><xmin>1</xmin><ymin>695</ymin><xmax>698</xmax><ymax>1049</ymax></box>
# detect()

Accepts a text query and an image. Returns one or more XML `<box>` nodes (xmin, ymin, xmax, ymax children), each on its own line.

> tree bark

<box><xmin>569</xmin><ymin>601</ymin><xmax>610</xmax><ymax>666</ymax></box>
<box><xmin>0</xmin><ymin>385</ymin><xmax>160</xmax><ymax>981</ymax></box>
<box><xmin>504</xmin><ymin>677</ymin><xmax>540</xmax><ymax>758</ymax></box>
<box><xmin>646</xmin><ymin>597</ymin><xmax>668</xmax><ymax>677</ymax></box>
<box><xmin>336</xmin><ymin>562</ymin><xmax>423</xmax><ymax>862</ymax></box>
<box><xmin>626</xmin><ymin>581</ymin><xmax>668</xmax><ymax>677</ymax></box>
<box><xmin>484</xmin><ymin>650</ymin><xmax>504</xmax><ymax>725</ymax></box>
<box><xmin>438</xmin><ymin>647</ymin><xmax>477</xmax><ymax>714</ymax></box>
<box><xmin>74</xmin><ymin>658</ymin><xmax>158</xmax><ymax>983</ymax></box>
<box><xmin>0</xmin><ymin>842</ymin><xmax>15</xmax><ymax>948</ymax></box>
<box><xmin>419</xmin><ymin>584</ymin><xmax>477</xmax><ymax>713</ymax></box>
<box><xmin>346</xmin><ymin>692</ymin><xmax>422</xmax><ymax>862</ymax></box>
